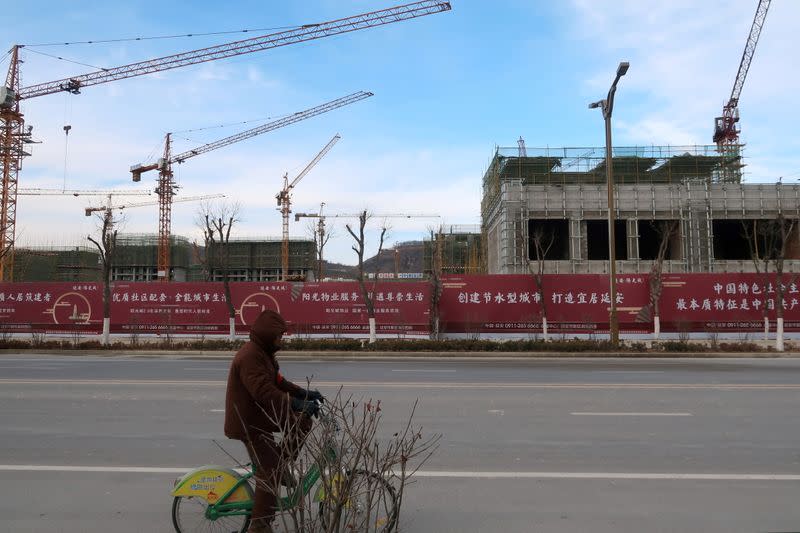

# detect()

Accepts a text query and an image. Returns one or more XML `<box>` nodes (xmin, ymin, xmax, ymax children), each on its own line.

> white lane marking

<box><xmin>596</xmin><ymin>371</ymin><xmax>665</xmax><ymax>374</ymax></box>
<box><xmin>183</xmin><ymin>367</ymin><xmax>226</xmax><ymax>371</ymax></box>
<box><xmin>1</xmin><ymin>379</ymin><xmax>799</xmax><ymax>390</ymax></box>
<box><xmin>209</xmin><ymin>409</ymin><xmax>225</xmax><ymax>413</ymax></box>
<box><xmin>1</xmin><ymin>465</ymin><xmax>799</xmax><ymax>481</ymax></box>
<box><xmin>571</xmin><ymin>412</ymin><xmax>693</xmax><ymax>416</ymax></box>
<box><xmin>391</xmin><ymin>369</ymin><xmax>457</xmax><ymax>373</ymax></box>
<box><xmin>0</xmin><ymin>365</ymin><xmax>64</xmax><ymax>370</ymax></box>
<box><xmin>488</xmin><ymin>409</ymin><xmax>505</xmax><ymax>415</ymax></box>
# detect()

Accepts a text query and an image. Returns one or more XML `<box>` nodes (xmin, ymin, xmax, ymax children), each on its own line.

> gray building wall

<box><xmin>485</xmin><ymin>180</ymin><xmax>800</xmax><ymax>275</ymax></box>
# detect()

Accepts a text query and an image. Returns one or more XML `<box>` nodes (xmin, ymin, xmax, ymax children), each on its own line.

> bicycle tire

<box><xmin>171</xmin><ymin>495</ymin><xmax>251</xmax><ymax>533</ymax></box>
<box><xmin>318</xmin><ymin>469</ymin><xmax>399</xmax><ymax>533</ymax></box>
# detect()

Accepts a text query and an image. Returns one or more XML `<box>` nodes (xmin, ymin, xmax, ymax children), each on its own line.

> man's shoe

<box><xmin>247</xmin><ymin>518</ymin><xmax>274</xmax><ymax>533</ymax></box>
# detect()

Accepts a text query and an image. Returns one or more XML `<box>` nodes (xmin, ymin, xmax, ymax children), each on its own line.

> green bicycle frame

<box><xmin>205</xmin><ymin>442</ymin><xmax>338</xmax><ymax>519</ymax></box>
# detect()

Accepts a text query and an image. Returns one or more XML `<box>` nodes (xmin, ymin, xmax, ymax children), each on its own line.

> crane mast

<box><xmin>279</xmin><ymin>134</ymin><xmax>340</xmax><ymax>280</ymax></box>
<box><xmin>713</xmin><ymin>0</ymin><xmax>771</xmax><ymax>177</ymax></box>
<box><xmin>0</xmin><ymin>0</ymin><xmax>452</xmax><ymax>280</ymax></box>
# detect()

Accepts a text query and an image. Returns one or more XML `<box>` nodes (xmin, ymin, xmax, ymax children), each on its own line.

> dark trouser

<box><xmin>244</xmin><ymin>415</ymin><xmax>312</xmax><ymax>526</ymax></box>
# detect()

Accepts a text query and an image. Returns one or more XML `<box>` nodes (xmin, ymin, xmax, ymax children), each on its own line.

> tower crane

<box><xmin>131</xmin><ymin>93</ymin><xmax>371</xmax><ymax>281</ymax></box>
<box><xmin>713</xmin><ymin>0</ymin><xmax>771</xmax><ymax>166</ymax></box>
<box><xmin>19</xmin><ymin>188</ymin><xmax>150</xmax><ymax>197</ymax></box>
<box><xmin>294</xmin><ymin>211</ymin><xmax>440</xmax><ymax>277</ymax></box>
<box><xmin>277</xmin><ymin>134</ymin><xmax>340</xmax><ymax>280</ymax></box>
<box><xmin>0</xmin><ymin>0</ymin><xmax>452</xmax><ymax>280</ymax></box>
<box><xmin>85</xmin><ymin>193</ymin><xmax>223</xmax><ymax>216</ymax></box>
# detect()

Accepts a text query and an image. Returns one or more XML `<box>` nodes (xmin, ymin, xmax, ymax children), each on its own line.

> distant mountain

<box><xmin>319</xmin><ymin>241</ymin><xmax>425</xmax><ymax>280</ymax></box>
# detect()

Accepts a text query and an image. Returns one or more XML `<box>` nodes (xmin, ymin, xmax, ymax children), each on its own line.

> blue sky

<box><xmin>3</xmin><ymin>1</ymin><xmax>798</xmax><ymax>265</ymax></box>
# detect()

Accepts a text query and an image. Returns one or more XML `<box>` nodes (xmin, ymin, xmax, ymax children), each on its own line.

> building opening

<box><xmin>527</xmin><ymin>219</ymin><xmax>569</xmax><ymax>260</ymax></box>
<box><xmin>638</xmin><ymin>220</ymin><xmax>681</xmax><ymax>260</ymax></box>
<box><xmin>712</xmin><ymin>220</ymin><xmax>755</xmax><ymax>260</ymax></box>
<box><xmin>586</xmin><ymin>220</ymin><xmax>627</xmax><ymax>260</ymax></box>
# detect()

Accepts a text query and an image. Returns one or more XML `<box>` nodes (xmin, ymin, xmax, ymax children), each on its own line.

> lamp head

<box><xmin>589</xmin><ymin>100</ymin><xmax>603</xmax><ymax>109</ymax></box>
<box><xmin>617</xmin><ymin>61</ymin><xmax>630</xmax><ymax>77</ymax></box>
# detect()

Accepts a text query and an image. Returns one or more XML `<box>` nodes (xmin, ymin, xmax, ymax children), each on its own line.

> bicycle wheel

<box><xmin>171</xmin><ymin>495</ymin><xmax>251</xmax><ymax>533</ymax></box>
<box><xmin>319</xmin><ymin>470</ymin><xmax>398</xmax><ymax>533</ymax></box>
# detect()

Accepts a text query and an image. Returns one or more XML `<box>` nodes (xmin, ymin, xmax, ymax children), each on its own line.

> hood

<box><xmin>249</xmin><ymin>310</ymin><xmax>287</xmax><ymax>354</ymax></box>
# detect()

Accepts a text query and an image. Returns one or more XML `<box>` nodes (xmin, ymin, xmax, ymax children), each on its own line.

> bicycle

<box><xmin>170</xmin><ymin>404</ymin><xmax>399</xmax><ymax>532</ymax></box>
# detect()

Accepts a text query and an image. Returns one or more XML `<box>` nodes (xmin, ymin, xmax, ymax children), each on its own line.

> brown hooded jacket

<box><xmin>224</xmin><ymin>310</ymin><xmax>304</xmax><ymax>440</ymax></box>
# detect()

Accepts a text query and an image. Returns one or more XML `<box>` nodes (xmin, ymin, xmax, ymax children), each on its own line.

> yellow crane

<box><xmin>277</xmin><ymin>134</ymin><xmax>340</xmax><ymax>280</ymax></box>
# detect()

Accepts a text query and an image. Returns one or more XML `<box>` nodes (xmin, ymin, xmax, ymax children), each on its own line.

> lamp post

<box><xmin>589</xmin><ymin>61</ymin><xmax>629</xmax><ymax>347</ymax></box>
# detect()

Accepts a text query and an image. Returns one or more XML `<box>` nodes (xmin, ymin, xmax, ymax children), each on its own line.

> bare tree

<box><xmin>222</xmin><ymin>391</ymin><xmax>439</xmax><ymax>533</ymax></box>
<box><xmin>647</xmin><ymin>220</ymin><xmax>679</xmax><ymax>340</ymax></box>
<box><xmin>743</xmin><ymin>214</ymin><xmax>798</xmax><ymax>351</ymax></box>
<box><xmin>346</xmin><ymin>210</ymin><xmax>388</xmax><ymax>343</ymax></box>
<box><xmin>87</xmin><ymin>210</ymin><xmax>120</xmax><ymax>345</ymax></box>
<box><xmin>427</xmin><ymin>227</ymin><xmax>444</xmax><ymax>340</ymax></box>
<box><xmin>526</xmin><ymin>225</ymin><xmax>555</xmax><ymax>341</ymax></box>
<box><xmin>196</xmin><ymin>201</ymin><xmax>241</xmax><ymax>341</ymax></box>
<box><xmin>307</xmin><ymin>218</ymin><xmax>332</xmax><ymax>282</ymax></box>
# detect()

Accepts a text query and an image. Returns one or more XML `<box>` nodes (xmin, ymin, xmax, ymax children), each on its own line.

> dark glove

<box><xmin>297</xmin><ymin>388</ymin><xmax>325</xmax><ymax>403</ymax></box>
<box><xmin>290</xmin><ymin>396</ymin><xmax>320</xmax><ymax>418</ymax></box>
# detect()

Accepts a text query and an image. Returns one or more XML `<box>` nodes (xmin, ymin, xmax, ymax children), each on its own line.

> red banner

<box><xmin>110</xmin><ymin>281</ymin><xmax>431</xmax><ymax>335</ymax></box>
<box><xmin>439</xmin><ymin>274</ymin><xmax>651</xmax><ymax>333</ymax></box>
<box><xmin>2</xmin><ymin>275</ymin><xmax>798</xmax><ymax>336</ymax></box>
<box><xmin>658</xmin><ymin>274</ymin><xmax>800</xmax><ymax>332</ymax></box>
<box><xmin>0</xmin><ymin>282</ymin><xmax>103</xmax><ymax>333</ymax></box>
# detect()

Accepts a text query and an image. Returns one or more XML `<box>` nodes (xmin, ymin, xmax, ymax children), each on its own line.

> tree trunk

<box><xmin>763</xmin><ymin>316</ymin><xmax>770</xmax><ymax>342</ymax></box>
<box><xmin>653</xmin><ymin>315</ymin><xmax>660</xmax><ymax>340</ymax></box>
<box><xmin>368</xmin><ymin>317</ymin><xmax>376</xmax><ymax>344</ymax></box>
<box><xmin>542</xmin><ymin>316</ymin><xmax>548</xmax><ymax>342</ymax></box>
<box><xmin>776</xmin><ymin>317</ymin><xmax>784</xmax><ymax>352</ymax></box>
<box><xmin>229</xmin><ymin>317</ymin><xmax>236</xmax><ymax>342</ymax></box>
<box><xmin>102</xmin><ymin>317</ymin><xmax>110</xmax><ymax>345</ymax></box>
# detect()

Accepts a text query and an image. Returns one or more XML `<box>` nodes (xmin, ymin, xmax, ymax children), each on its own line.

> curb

<box><xmin>1</xmin><ymin>349</ymin><xmax>799</xmax><ymax>359</ymax></box>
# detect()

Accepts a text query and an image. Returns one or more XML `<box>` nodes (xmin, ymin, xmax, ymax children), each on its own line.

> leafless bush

<box><xmin>227</xmin><ymin>390</ymin><xmax>439</xmax><ymax>532</ymax></box>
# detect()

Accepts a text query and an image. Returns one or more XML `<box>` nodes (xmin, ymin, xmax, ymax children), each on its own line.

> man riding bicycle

<box><xmin>224</xmin><ymin>309</ymin><xmax>324</xmax><ymax>533</ymax></box>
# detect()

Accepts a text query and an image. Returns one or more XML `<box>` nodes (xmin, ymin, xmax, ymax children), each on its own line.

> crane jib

<box><xmin>169</xmin><ymin>92</ymin><xmax>372</xmax><ymax>165</ymax></box>
<box><xmin>15</xmin><ymin>1</ymin><xmax>451</xmax><ymax>101</ymax></box>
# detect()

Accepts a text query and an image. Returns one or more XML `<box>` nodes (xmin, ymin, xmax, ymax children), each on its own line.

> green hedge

<box><xmin>0</xmin><ymin>337</ymin><xmax>770</xmax><ymax>353</ymax></box>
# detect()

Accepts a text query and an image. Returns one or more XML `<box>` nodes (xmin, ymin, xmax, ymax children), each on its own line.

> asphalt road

<box><xmin>2</xmin><ymin>354</ymin><xmax>800</xmax><ymax>532</ymax></box>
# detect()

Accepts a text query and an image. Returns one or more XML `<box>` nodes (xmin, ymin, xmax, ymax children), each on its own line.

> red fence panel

<box><xmin>0</xmin><ymin>282</ymin><xmax>103</xmax><ymax>333</ymax></box>
<box><xmin>658</xmin><ymin>273</ymin><xmax>800</xmax><ymax>332</ymax></box>
<box><xmin>109</xmin><ymin>281</ymin><xmax>431</xmax><ymax>335</ymax></box>
<box><xmin>439</xmin><ymin>274</ymin><xmax>651</xmax><ymax>334</ymax></box>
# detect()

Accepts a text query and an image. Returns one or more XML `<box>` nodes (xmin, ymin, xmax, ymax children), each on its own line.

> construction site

<box><xmin>1</xmin><ymin>0</ymin><xmax>795</xmax><ymax>285</ymax></box>
<box><xmin>11</xmin><ymin>235</ymin><xmax>316</xmax><ymax>282</ymax></box>
<box><xmin>482</xmin><ymin>144</ymin><xmax>800</xmax><ymax>275</ymax></box>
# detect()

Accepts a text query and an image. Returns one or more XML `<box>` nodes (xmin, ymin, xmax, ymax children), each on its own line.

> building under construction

<box><xmin>11</xmin><ymin>235</ymin><xmax>315</xmax><ymax>282</ymax></box>
<box><xmin>12</xmin><ymin>246</ymin><xmax>101</xmax><ymax>281</ymax></box>
<box><xmin>199</xmin><ymin>237</ymin><xmax>315</xmax><ymax>281</ymax></box>
<box><xmin>423</xmin><ymin>225</ymin><xmax>485</xmax><ymax>275</ymax></box>
<box><xmin>482</xmin><ymin>145</ymin><xmax>800</xmax><ymax>274</ymax></box>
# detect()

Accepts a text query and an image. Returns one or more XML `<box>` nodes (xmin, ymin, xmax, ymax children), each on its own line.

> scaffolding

<box><xmin>423</xmin><ymin>225</ymin><xmax>485</xmax><ymax>275</ymax></box>
<box><xmin>12</xmin><ymin>246</ymin><xmax>100</xmax><ymax>282</ymax></box>
<box><xmin>481</xmin><ymin>145</ymin><xmax>744</xmax><ymax>230</ymax></box>
<box><xmin>199</xmin><ymin>238</ymin><xmax>315</xmax><ymax>282</ymax></box>
<box><xmin>481</xmin><ymin>146</ymin><xmax>799</xmax><ymax>276</ymax></box>
<box><xmin>113</xmin><ymin>233</ymin><xmax>194</xmax><ymax>281</ymax></box>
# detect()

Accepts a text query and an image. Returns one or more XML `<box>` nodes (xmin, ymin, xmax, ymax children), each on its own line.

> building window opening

<box><xmin>586</xmin><ymin>220</ymin><xmax>628</xmax><ymax>260</ymax></box>
<box><xmin>527</xmin><ymin>219</ymin><xmax>569</xmax><ymax>260</ymax></box>
<box><xmin>638</xmin><ymin>220</ymin><xmax>681</xmax><ymax>260</ymax></box>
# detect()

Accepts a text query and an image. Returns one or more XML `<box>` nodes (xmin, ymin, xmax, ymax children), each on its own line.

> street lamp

<box><xmin>589</xmin><ymin>61</ymin><xmax>629</xmax><ymax>347</ymax></box>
